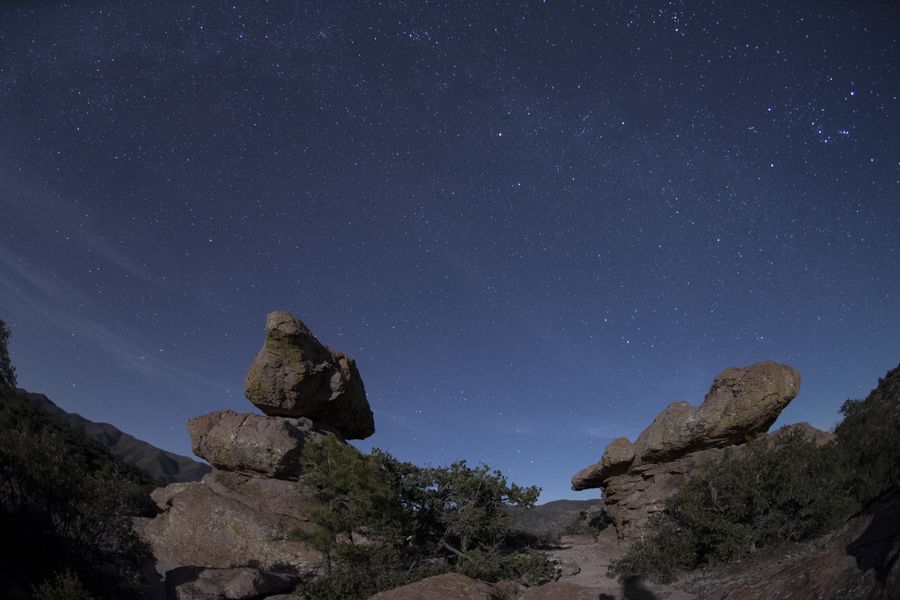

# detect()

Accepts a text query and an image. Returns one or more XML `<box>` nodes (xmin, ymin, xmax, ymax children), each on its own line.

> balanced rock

<box><xmin>188</xmin><ymin>410</ymin><xmax>336</xmax><ymax>480</ymax></box>
<box><xmin>572</xmin><ymin>361</ymin><xmax>803</xmax><ymax>541</ymax></box>
<box><xmin>633</xmin><ymin>360</ymin><xmax>801</xmax><ymax>462</ymax></box>
<box><xmin>244</xmin><ymin>311</ymin><xmax>375</xmax><ymax>440</ymax></box>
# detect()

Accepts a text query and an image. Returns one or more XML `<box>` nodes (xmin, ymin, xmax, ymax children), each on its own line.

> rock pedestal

<box><xmin>572</xmin><ymin>361</ymin><xmax>803</xmax><ymax>541</ymax></box>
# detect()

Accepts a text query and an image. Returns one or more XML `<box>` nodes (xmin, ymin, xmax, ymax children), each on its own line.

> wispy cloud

<box><xmin>0</xmin><ymin>175</ymin><xmax>172</xmax><ymax>293</ymax></box>
<box><xmin>0</xmin><ymin>248</ymin><xmax>92</xmax><ymax>305</ymax></box>
<box><xmin>0</xmin><ymin>250</ymin><xmax>230</xmax><ymax>395</ymax></box>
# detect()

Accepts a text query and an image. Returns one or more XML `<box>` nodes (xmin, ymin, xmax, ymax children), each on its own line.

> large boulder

<box><xmin>244</xmin><ymin>311</ymin><xmax>375</xmax><ymax>440</ymax></box>
<box><xmin>187</xmin><ymin>410</ymin><xmax>335</xmax><ymax>480</ymax></box>
<box><xmin>571</xmin><ymin>361</ymin><xmax>804</xmax><ymax>541</ymax></box>
<box><xmin>134</xmin><ymin>469</ymin><xmax>321</xmax><ymax>577</ymax></box>
<box><xmin>633</xmin><ymin>361</ymin><xmax>800</xmax><ymax>462</ymax></box>
<box><xmin>165</xmin><ymin>566</ymin><xmax>296</xmax><ymax>600</ymax></box>
<box><xmin>369</xmin><ymin>573</ymin><xmax>518</xmax><ymax>600</ymax></box>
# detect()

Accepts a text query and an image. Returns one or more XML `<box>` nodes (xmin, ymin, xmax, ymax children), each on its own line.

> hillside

<box><xmin>16</xmin><ymin>389</ymin><xmax>209</xmax><ymax>484</ymax></box>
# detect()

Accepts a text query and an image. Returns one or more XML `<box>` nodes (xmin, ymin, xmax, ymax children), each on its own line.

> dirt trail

<box><xmin>521</xmin><ymin>529</ymin><xmax>695</xmax><ymax>600</ymax></box>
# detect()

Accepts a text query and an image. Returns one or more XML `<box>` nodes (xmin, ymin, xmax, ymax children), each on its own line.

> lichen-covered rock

<box><xmin>134</xmin><ymin>469</ymin><xmax>321</xmax><ymax>576</ymax></box>
<box><xmin>187</xmin><ymin>410</ymin><xmax>335</xmax><ymax>480</ymax></box>
<box><xmin>633</xmin><ymin>361</ymin><xmax>800</xmax><ymax>462</ymax></box>
<box><xmin>571</xmin><ymin>361</ymin><xmax>803</xmax><ymax>541</ymax></box>
<box><xmin>244</xmin><ymin>311</ymin><xmax>375</xmax><ymax>439</ymax></box>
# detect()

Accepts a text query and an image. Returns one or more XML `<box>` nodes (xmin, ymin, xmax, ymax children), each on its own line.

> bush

<box><xmin>32</xmin><ymin>570</ymin><xmax>96</xmax><ymax>600</ymax></box>
<box><xmin>610</xmin><ymin>365</ymin><xmax>900</xmax><ymax>583</ymax></box>
<box><xmin>0</xmin><ymin>319</ymin><xmax>154</xmax><ymax>598</ymax></box>
<box><xmin>296</xmin><ymin>545</ymin><xmax>447</xmax><ymax>600</ymax></box>
<box><xmin>835</xmin><ymin>369</ymin><xmax>900</xmax><ymax>505</ymax></box>
<box><xmin>459</xmin><ymin>548</ymin><xmax>556</xmax><ymax>586</ymax></box>
<box><xmin>610</xmin><ymin>429</ymin><xmax>855</xmax><ymax>582</ymax></box>
<box><xmin>294</xmin><ymin>437</ymin><xmax>554</xmax><ymax>599</ymax></box>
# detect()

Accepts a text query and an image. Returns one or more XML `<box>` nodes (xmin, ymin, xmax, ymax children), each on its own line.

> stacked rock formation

<box><xmin>572</xmin><ymin>361</ymin><xmax>802</xmax><ymax>542</ymax></box>
<box><xmin>135</xmin><ymin>311</ymin><xmax>375</xmax><ymax>599</ymax></box>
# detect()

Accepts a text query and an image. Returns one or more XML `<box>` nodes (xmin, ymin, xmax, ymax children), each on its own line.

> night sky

<box><xmin>1</xmin><ymin>1</ymin><xmax>898</xmax><ymax>501</ymax></box>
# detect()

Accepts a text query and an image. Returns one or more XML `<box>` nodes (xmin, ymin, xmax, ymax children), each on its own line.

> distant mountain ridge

<box><xmin>511</xmin><ymin>498</ymin><xmax>604</xmax><ymax>535</ymax></box>
<box><xmin>16</xmin><ymin>389</ymin><xmax>210</xmax><ymax>484</ymax></box>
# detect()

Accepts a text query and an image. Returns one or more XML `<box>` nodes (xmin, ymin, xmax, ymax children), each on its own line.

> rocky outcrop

<box><xmin>369</xmin><ymin>573</ymin><xmax>518</xmax><ymax>600</ymax></box>
<box><xmin>134</xmin><ymin>470</ymin><xmax>320</xmax><ymax>576</ymax></box>
<box><xmin>572</xmin><ymin>361</ymin><xmax>803</xmax><ymax>541</ymax></box>
<box><xmin>188</xmin><ymin>410</ymin><xmax>335</xmax><ymax>480</ymax></box>
<box><xmin>244</xmin><ymin>311</ymin><xmax>375</xmax><ymax>440</ymax></box>
<box><xmin>136</xmin><ymin>311</ymin><xmax>379</xmax><ymax>596</ymax></box>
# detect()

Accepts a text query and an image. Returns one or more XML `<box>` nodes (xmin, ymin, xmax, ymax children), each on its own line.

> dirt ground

<box><xmin>519</xmin><ymin>528</ymin><xmax>695</xmax><ymax>600</ymax></box>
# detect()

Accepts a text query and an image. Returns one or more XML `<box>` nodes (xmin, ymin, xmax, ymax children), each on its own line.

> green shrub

<box><xmin>610</xmin><ymin>364</ymin><xmax>900</xmax><ymax>584</ymax></box>
<box><xmin>610</xmin><ymin>429</ymin><xmax>855</xmax><ymax>582</ymax></box>
<box><xmin>294</xmin><ymin>437</ymin><xmax>553</xmax><ymax>599</ymax></box>
<box><xmin>835</xmin><ymin>370</ymin><xmax>900</xmax><ymax>505</ymax></box>
<box><xmin>297</xmin><ymin>545</ymin><xmax>447</xmax><ymax>600</ymax></box>
<box><xmin>0</xmin><ymin>319</ymin><xmax>153</xmax><ymax>598</ymax></box>
<box><xmin>459</xmin><ymin>548</ymin><xmax>556</xmax><ymax>586</ymax></box>
<box><xmin>32</xmin><ymin>569</ymin><xmax>96</xmax><ymax>600</ymax></box>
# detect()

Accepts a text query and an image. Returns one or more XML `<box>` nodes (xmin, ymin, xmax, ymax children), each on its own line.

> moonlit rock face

<box><xmin>571</xmin><ymin>361</ymin><xmax>803</xmax><ymax>541</ymax></box>
<box><xmin>187</xmin><ymin>409</ymin><xmax>336</xmax><ymax>480</ymax></box>
<box><xmin>243</xmin><ymin>311</ymin><xmax>375</xmax><ymax>440</ymax></box>
<box><xmin>572</xmin><ymin>361</ymin><xmax>800</xmax><ymax>491</ymax></box>
<box><xmin>634</xmin><ymin>360</ymin><xmax>801</xmax><ymax>462</ymax></box>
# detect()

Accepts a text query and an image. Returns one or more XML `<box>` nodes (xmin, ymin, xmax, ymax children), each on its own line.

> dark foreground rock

<box><xmin>165</xmin><ymin>566</ymin><xmax>296</xmax><ymax>600</ymax></box>
<box><xmin>244</xmin><ymin>311</ymin><xmax>375</xmax><ymax>439</ymax></box>
<box><xmin>572</xmin><ymin>361</ymin><xmax>802</xmax><ymax>541</ymax></box>
<box><xmin>369</xmin><ymin>573</ymin><xmax>518</xmax><ymax>600</ymax></box>
<box><xmin>134</xmin><ymin>469</ymin><xmax>320</xmax><ymax>585</ymax></box>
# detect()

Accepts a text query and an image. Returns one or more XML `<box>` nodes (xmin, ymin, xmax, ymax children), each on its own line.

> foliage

<box><xmin>458</xmin><ymin>547</ymin><xmax>556</xmax><ymax>586</ymax></box>
<box><xmin>32</xmin><ymin>569</ymin><xmax>96</xmax><ymax>600</ymax></box>
<box><xmin>293</xmin><ymin>434</ymin><xmax>403</xmax><ymax>575</ymax></box>
<box><xmin>294</xmin><ymin>436</ymin><xmax>553</xmax><ymax>599</ymax></box>
<box><xmin>610</xmin><ymin>429</ymin><xmax>856</xmax><ymax>583</ymax></box>
<box><xmin>0</xmin><ymin>319</ymin><xmax>155</xmax><ymax>598</ymax></box>
<box><xmin>0</xmin><ymin>318</ymin><xmax>15</xmax><ymax>394</ymax></box>
<box><xmin>835</xmin><ymin>375</ymin><xmax>900</xmax><ymax>505</ymax></box>
<box><xmin>295</xmin><ymin>544</ymin><xmax>447</xmax><ymax>600</ymax></box>
<box><xmin>611</xmin><ymin>365</ymin><xmax>900</xmax><ymax>583</ymax></box>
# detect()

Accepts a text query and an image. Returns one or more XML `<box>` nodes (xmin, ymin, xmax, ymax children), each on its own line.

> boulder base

<box><xmin>134</xmin><ymin>470</ymin><xmax>320</xmax><ymax>576</ymax></box>
<box><xmin>187</xmin><ymin>409</ymin><xmax>335</xmax><ymax>480</ymax></box>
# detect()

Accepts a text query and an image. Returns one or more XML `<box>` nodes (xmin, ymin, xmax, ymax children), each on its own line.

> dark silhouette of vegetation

<box><xmin>0</xmin><ymin>318</ymin><xmax>15</xmax><ymax>394</ymax></box>
<box><xmin>0</xmin><ymin>319</ymin><xmax>158</xmax><ymax>599</ymax></box>
<box><xmin>293</xmin><ymin>435</ymin><xmax>554</xmax><ymax>599</ymax></box>
<box><xmin>610</xmin><ymin>363</ymin><xmax>900</xmax><ymax>583</ymax></box>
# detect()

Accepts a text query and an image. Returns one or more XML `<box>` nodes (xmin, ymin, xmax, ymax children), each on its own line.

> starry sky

<box><xmin>1</xmin><ymin>1</ymin><xmax>898</xmax><ymax>501</ymax></box>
